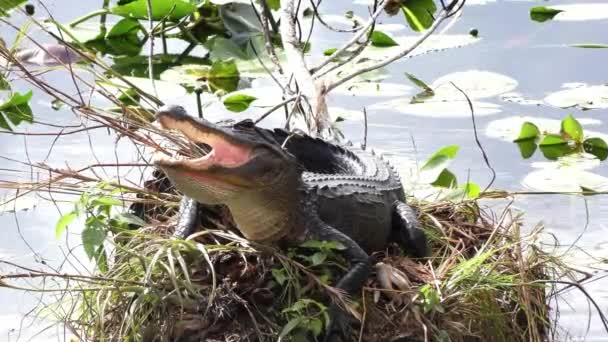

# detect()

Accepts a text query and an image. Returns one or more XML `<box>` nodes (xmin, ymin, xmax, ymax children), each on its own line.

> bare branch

<box><xmin>325</xmin><ymin>7</ymin><xmax>455</xmax><ymax>93</ymax></box>
<box><xmin>311</xmin><ymin>0</ymin><xmax>388</xmax><ymax>75</ymax></box>
<box><xmin>280</xmin><ymin>0</ymin><xmax>329</xmax><ymax>135</ymax></box>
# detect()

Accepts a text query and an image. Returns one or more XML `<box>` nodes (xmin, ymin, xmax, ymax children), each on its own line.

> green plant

<box><xmin>513</xmin><ymin>114</ymin><xmax>608</xmax><ymax>161</ymax></box>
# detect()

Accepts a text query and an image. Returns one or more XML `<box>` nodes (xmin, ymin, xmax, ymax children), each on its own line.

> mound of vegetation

<box><xmin>68</xmin><ymin>184</ymin><xmax>559</xmax><ymax>341</ymax></box>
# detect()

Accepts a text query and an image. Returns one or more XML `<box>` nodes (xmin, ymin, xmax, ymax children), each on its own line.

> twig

<box><xmin>449</xmin><ymin>81</ymin><xmax>496</xmax><ymax>192</ymax></box>
<box><xmin>312</xmin><ymin>0</ymin><xmax>388</xmax><ymax>75</ymax></box>
<box><xmin>254</xmin><ymin>95</ymin><xmax>298</xmax><ymax>124</ymax></box>
<box><xmin>325</xmin><ymin>6</ymin><xmax>454</xmax><ymax>93</ymax></box>
<box><xmin>362</xmin><ymin>107</ymin><xmax>368</xmax><ymax>150</ymax></box>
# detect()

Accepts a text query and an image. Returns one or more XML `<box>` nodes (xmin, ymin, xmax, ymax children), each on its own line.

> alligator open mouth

<box><xmin>152</xmin><ymin>106</ymin><xmax>253</xmax><ymax>171</ymax></box>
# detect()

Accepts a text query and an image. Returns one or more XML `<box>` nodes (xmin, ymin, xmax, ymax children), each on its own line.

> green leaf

<box><xmin>114</xmin><ymin>212</ymin><xmax>147</xmax><ymax>227</ymax></box>
<box><xmin>539</xmin><ymin>134</ymin><xmax>567</xmax><ymax>146</ymax></box>
<box><xmin>111</xmin><ymin>0</ymin><xmax>195</xmax><ymax>21</ymax></box>
<box><xmin>530</xmin><ymin>6</ymin><xmax>563</xmax><ymax>23</ymax></box>
<box><xmin>369</xmin><ymin>31</ymin><xmax>398</xmax><ymax>47</ymax></box>
<box><xmin>401</xmin><ymin>0</ymin><xmax>437</xmax><ymax>32</ymax></box>
<box><xmin>460</xmin><ymin>182</ymin><xmax>481</xmax><ymax>198</ymax></box>
<box><xmin>431</xmin><ymin>169</ymin><xmax>457</xmax><ymax>188</ymax></box>
<box><xmin>279</xmin><ymin>317</ymin><xmax>305</xmax><ymax>339</ymax></box>
<box><xmin>513</xmin><ymin>121</ymin><xmax>540</xmax><ymax>142</ymax></box>
<box><xmin>420</xmin><ymin>145</ymin><xmax>459</xmax><ymax>184</ymax></box>
<box><xmin>583</xmin><ymin>137</ymin><xmax>608</xmax><ymax>161</ymax></box>
<box><xmin>515</xmin><ymin>140</ymin><xmax>537</xmax><ymax>159</ymax></box>
<box><xmin>267</xmin><ymin>0</ymin><xmax>280</xmax><ymax>11</ymax></box>
<box><xmin>560</xmin><ymin>114</ymin><xmax>584</xmax><ymax>143</ymax></box>
<box><xmin>107</xmin><ymin>18</ymin><xmax>142</xmax><ymax>38</ymax></box>
<box><xmin>0</xmin><ymin>74</ymin><xmax>9</xmax><ymax>90</ymax></box>
<box><xmin>209</xmin><ymin>60</ymin><xmax>240</xmax><ymax>92</ymax></box>
<box><xmin>0</xmin><ymin>90</ymin><xmax>33</xmax><ymax>131</ymax></box>
<box><xmin>92</xmin><ymin>197</ymin><xmax>122</xmax><ymax>207</ymax></box>
<box><xmin>82</xmin><ymin>225</ymin><xmax>107</xmax><ymax>260</ymax></box>
<box><xmin>323</xmin><ymin>48</ymin><xmax>337</xmax><ymax>56</ymax></box>
<box><xmin>310</xmin><ymin>252</ymin><xmax>327</xmax><ymax>266</ymax></box>
<box><xmin>571</xmin><ymin>43</ymin><xmax>608</xmax><ymax>49</ymax></box>
<box><xmin>55</xmin><ymin>211</ymin><xmax>78</xmax><ymax>239</ymax></box>
<box><xmin>539</xmin><ymin>144</ymin><xmax>571</xmax><ymax>160</ymax></box>
<box><xmin>271</xmin><ymin>268</ymin><xmax>287</xmax><ymax>285</ymax></box>
<box><xmin>0</xmin><ymin>0</ymin><xmax>26</xmax><ymax>16</ymax></box>
<box><xmin>223</xmin><ymin>93</ymin><xmax>257</xmax><ymax>112</ymax></box>
<box><xmin>307</xmin><ymin>318</ymin><xmax>323</xmax><ymax>337</ymax></box>
<box><xmin>405</xmin><ymin>72</ymin><xmax>433</xmax><ymax>93</ymax></box>
<box><xmin>300</xmin><ymin>240</ymin><xmax>346</xmax><ymax>251</ymax></box>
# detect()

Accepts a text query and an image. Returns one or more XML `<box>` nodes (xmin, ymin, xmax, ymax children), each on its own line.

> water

<box><xmin>1</xmin><ymin>0</ymin><xmax>607</xmax><ymax>340</ymax></box>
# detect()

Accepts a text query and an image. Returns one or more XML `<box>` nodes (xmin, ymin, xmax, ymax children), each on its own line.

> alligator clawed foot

<box><xmin>323</xmin><ymin>305</ymin><xmax>356</xmax><ymax>342</ymax></box>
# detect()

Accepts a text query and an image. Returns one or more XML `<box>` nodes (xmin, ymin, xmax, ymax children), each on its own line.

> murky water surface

<box><xmin>1</xmin><ymin>0</ymin><xmax>608</xmax><ymax>340</ymax></box>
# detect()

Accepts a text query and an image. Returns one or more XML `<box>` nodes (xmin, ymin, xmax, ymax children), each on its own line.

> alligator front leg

<box><xmin>303</xmin><ymin>221</ymin><xmax>370</xmax><ymax>341</ymax></box>
<box><xmin>174</xmin><ymin>197</ymin><xmax>199</xmax><ymax>239</ymax></box>
<box><xmin>392</xmin><ymin>200</ymin><xmax>428</xmax><ymax>257</ymax></box>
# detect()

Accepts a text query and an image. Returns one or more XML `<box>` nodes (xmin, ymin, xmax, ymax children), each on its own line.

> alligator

<box><xmin>152</xmin><ymin>105</ymin><xmax>428</xmax><ymax>340</ymax></box>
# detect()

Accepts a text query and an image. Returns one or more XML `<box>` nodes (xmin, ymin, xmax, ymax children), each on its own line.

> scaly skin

<box><xmin>152</xmin><ymin>105</ymin><xmax>427</xmax><ymax>340</ymax></box>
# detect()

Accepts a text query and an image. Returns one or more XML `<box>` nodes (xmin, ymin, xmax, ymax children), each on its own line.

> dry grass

<box><xmin>46</xmin><ymin>187</ymin><xmax>580</xmax><ymax>342</ymax></box>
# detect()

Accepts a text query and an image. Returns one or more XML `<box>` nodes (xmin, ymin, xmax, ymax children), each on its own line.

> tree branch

<box><xmin>280</xmin><ymin>0</ymin><xmax>329</xmax><ymax>135</ymax></box>
<box><xmin>325</xmin><ymin>8</ymin><xmax>453</xmax><ymax>93</ymax></box>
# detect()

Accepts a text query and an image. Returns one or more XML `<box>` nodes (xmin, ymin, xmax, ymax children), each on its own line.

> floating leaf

<box><xmin>405</xmin><ymin>72</ymin><xmax>433</xmax><ymax>93</ymax></box>
<box><xmin>550</xmin><ymin>4</ymin><xmax>608</xmax><ymax>22</ymax></box>
<box><xmin>516</xmin><ymin>140</ymin><xmax>537</xmax><ymax>159</ymax></box>
<box><xmin>486</xmin><ymin>116</ymin><xmax>607</xmax><ymax>143</ymax></box>
<box><xmin>544</xmin><ymin>84</ymin><xmax>608</xmax><ymax>110</ymax></box>
<box><xmin>370</xmin><ymin>99</ymin><xmax>501</xmax><ymax>117</ymax></box>
<box><xmin>523</xmin><ymin>166</ymin><xmax>608</xmax><ymax>193</ymax></box>
<box><xmin>111</xmin><ymin>0</ymin><xmax>195</xmax><ymax>21</ymax></box>
<box><xmin>401</xmin><ymin>0</ymin><xmax>437</xmax><ymax>32</ymax></box>
<box><xmin>539</xmin><ymin>144</ymin><xmax>572</xmax><ymax>160</ymax></box>
<box><xmin>530</xmin><ymin>6</ymin><xmax>563</xmax><ymax>23</ymax></box>
<box><xmin>223</xmin><ymin>93</ymin><xmax>257</xmax><ymax>112</ymax></box>
<box><xmin>361</xmin><ymin>34</ymin><xmax>479</xmax><ymax>62</ymax></box>
<box><xmin>370</xmin><ymin>31</ymin><xmax>398</xmax><ymax>47</ymax></box>
<box><xmin>571</xmin><ymin>43</ymin><xmax>608</xmax><ymax>49</ymax></box>
<box><xmin>539</xmin><ymin>134</ymin><xmax>567</xmax><ymax>146</ymax></box>
<box><xmin>0</xmin><ymin>91</ymin><xmax>33</xmax><ymax>131</ymax></box>
<box><xmin>560</xmin><ymin>114</ymin><xmax>584</xmax><ymax>143</ymax></box>
<box><xmin>430</xmin><ymin>70</ymin><xmax>518</xmax><ymax>101</ymax></box>
<box><xmin>583</xmin><ymin>137</ymin><xmax>608</xmax><ymax>161</ymax></box>
<box><xmin>513</xmin><ymin>121</ymin><xmax>540</xmax><ymax>142</ymax></box>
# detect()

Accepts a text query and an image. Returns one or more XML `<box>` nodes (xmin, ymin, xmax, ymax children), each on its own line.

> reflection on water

<box><xmin>1</xmin><ymin>0</ymin><xmax>608</xmax><ymax>340</ymax></box>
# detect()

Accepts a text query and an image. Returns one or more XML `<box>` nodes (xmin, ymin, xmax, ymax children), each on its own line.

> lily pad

<box><xmin>551</xmin><ymin>4</ymin><xmax>608</xmax><ymax>22</ymax></box>
<box><xmin>544</xmin><ymin>84</ymin><xmax>608</xmax><ymax>110</ymax></box>
<box><xmin>14</xmin><ymin>44</ymin><xmax>82</xmax><ymax>66</ymax></box>
<box><xmin>486</xmin><ymin>116</ymin><xmax>607</xmax><ymax>142</ymax></box>
<box><xmin>360</xmin><ymin>34</ymin><xmax>480</xmax><ymax>62</ymax></box>
<box><xmin>0</xmin><ymin>192</ymin><xmax>37</xmax><ymax>214</ymax></box>
<box><xmin>430</xmin><ymin>70</ymin><xmax>518</xmax><ymax>101</ymax></box>
<box><xmin>370</xmin><ymin>99</ymin><xmax>501</xmax><ymax>117</ymax></box>
<box><xmin>522</xmin><ymin>163</ymin><xmax>608</xmax><ymax>193</ymax></box>
<box><xmin>333</xmin><ymin>81</ymin><xmax>412</xmax><ymax>97</ymax></box>
<box><xmin>161</xmin><ymin>60</ymin><xmax>240</xmax><ymax>93</ymax></box>
<box><xmin>208</xmin><ymin>36</ymin><xmax>285</xmax><ymax>78</ymax></box>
